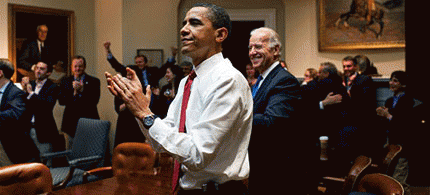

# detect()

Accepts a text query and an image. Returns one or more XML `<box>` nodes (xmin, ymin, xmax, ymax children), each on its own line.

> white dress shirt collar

<box><xmin>193</xmin><ymin>52</ymin><xmax>225</xmax><ymax>79</ymax></box>
<box><xmin>257</xmin><ymin>61</ymin><xmax>280</xmax><ymax>88</ymax></box>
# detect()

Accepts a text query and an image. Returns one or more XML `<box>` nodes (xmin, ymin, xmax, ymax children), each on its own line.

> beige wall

<box><xmin>122</xmin><ymin>0</ymin><xmax>180</xmax><ymax>66</ymax></box>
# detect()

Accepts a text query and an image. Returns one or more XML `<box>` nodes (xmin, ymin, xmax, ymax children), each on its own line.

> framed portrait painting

<box><xmin>318</xmin><ymin>0</ymin><xmax>405</xmax><ymax>51</ymax></box>
<box><xmin>8</xmin><ymin>4</ymin><xmax>75</xmax><ymax>82</ymax></box>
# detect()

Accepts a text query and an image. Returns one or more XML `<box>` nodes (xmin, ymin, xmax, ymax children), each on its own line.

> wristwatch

<box><xmin>143</xmin><ymin>114</ymin><xmax>158</xmax><ymax>129</ymax></box>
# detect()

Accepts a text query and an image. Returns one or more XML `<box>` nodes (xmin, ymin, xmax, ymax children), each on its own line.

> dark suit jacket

<box><xmin>0</xmin><ymin>82</ymin><xmax>40</xmax><ymax>163</ymax></box>
<box><xmin>21</xmin><ymin>79</ymin><xmax>60</xmax><ymax>143</ymax></box>
<box><xmin>107</xmin><ymin>55</ymin><xmax>162</xmax><ymax>89</ymax></box>
<box><xmin>383</xmin><ymin>94</ymin><xmax>415</xmax><ymax>148</ymax></box>
<box><xmin>18</xmin><ymin>40</ymin><xmax>56</xmax><ymax>71</ymax></box>
<box><xmin>58</xmin><ymin>74</ymin><xmax>100</xmax><ymax>137</ymax></box>
<box><xmin>347</xmin><ymin>74</ymin><xmax>375</xmax><ymax>119</ymax></box>
<box><xmin>249</xmin><ymin>64</ymin><xmax>310</xmax><ymax>194</ymax></box>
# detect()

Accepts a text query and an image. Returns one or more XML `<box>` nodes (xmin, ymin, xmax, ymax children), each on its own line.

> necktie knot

<box><xmin>188</xmin><ymin>70</ymin><xmax>196</xmax><ymax>81</ymax></box>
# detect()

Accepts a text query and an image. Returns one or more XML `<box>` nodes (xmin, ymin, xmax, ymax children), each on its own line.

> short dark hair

<box><xmin>37</xmin><ymin>61</ymin><xmax>53</xmax><ymax>73</ymax></box>
<box><xmin>320</xmin><ymin>62</ymin><xmax>339</xmax><ymax>77</ymax></box>
<box><xmin>0</xmin><ymin>59</ymin><xmax>15</xmax><ymax>79</ymax></box>
<box><xmin>193</xmin><ymin>3</ymin><xmax>232</xmax><ymax>39</ymax></box>
<box><xmin>354</xmin><ymin>55</ymin><xmax>371</xmax><ymax>72</ymax></box>
<box><xmin>391</xmin><ymin>70</ymin><xmax>407</xmax><ymax>86</ymax></box>
<box><xmin>135</xmin><ymin>54</ymin><xmax>148</xmax><ymax>63</ymax></box>
<box><xmin>343</xmin><ymin>56</ymin><xmax>357</xmax><ymax>65</ymax></box>
<box><xmin>72</xmin><ymin>55</ymin><xmax>86</xmax><ymax>67</ymax></box>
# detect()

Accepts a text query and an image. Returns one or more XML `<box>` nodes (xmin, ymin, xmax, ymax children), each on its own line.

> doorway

<box><xmin>222</xmin><ymin>21</ymin><xmax>265</xmax><ymax>76</ymax></box>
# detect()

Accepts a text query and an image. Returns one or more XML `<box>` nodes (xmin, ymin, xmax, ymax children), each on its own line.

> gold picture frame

<box><xmin>318</xmin><ymin>0</ymin><xmax>405</xmax><ymax>52</ymax></box>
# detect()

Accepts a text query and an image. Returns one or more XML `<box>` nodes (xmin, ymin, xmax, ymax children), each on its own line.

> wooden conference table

<box><xmin>49</xmin><ymin>175</ymin><xmax>171</xmax><ymax>195</ymax></box>
<box><xmin>50</xmin><ymin>154</ymin><xmax>173</xmax><ymax>195</ymax></box>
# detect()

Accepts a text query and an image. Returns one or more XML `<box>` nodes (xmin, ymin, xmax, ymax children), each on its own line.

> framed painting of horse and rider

<box><xmin>318</xmin><ymin>0</ymin><xmax>405</xmax><ymax>51</ymax></box>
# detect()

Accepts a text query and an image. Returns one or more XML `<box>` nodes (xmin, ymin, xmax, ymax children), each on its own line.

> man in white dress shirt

<box><xmin>106</xmin><ymin>3</ymin><xmax>252</xmax><ymax>194</ymax></box>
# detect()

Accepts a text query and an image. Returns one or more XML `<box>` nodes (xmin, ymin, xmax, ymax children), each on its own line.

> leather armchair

<box><xmin>83</xmin><ymin>142</ymin><xmax>157</xmax><ymax>183</ymax></box>
<box><xmin>0</xmin><ymin>163</ymin><xmax>52</xmax><ymax>195</ymax></box>
<box><xmin>353</xmin><ymin>173</ymin><xmax>404</xmax><ymax>195</ymax></box>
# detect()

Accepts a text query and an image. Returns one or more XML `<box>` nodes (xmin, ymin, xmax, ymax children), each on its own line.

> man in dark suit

<box><xmin>301</xmin><ymin>62</ymin><xmax>351</xmax><ymax>134</ymax></box>
<box><xmin>343</xmin><ymin>56</ymin><xmax>375</xmax><ymax>114</ymax></box>
<box><xmin>21</xmin><ymin>61</ymin><xmax>65</xmax><ymax>153</ymax></box>
<box><xmin>342</xmin><ymin>56</ymin><xmax>381</xmax><ymax>162</ymax></box>
<box><xmin>103</xmin><ymin>41</ymin><xmax>163</xmax><ymax>90</ymax></box>
<box><xmin>0</xmin><ymin>59</ymin><xmax>40</xmax><ymax>164</ymax></box>
<box><xmin>58</xmin><ymin>56</ymin><xmax>100</xmax><ymax>137</ymax></box>
<box><xmin>247</xmin><ymin>27</ymin><xmax>308</xmax><ymax>194</ymax></box>
<box><xmin>18</xmin><ymin>24</ymin><xmax>59</xmax><ymax>81</ymax></box>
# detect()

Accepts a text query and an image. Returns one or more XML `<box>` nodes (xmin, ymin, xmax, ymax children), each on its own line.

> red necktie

<box><xmin>172</xmin><ymin>70</ymin><xmax>196</xmax><ymax>192</ymax></box>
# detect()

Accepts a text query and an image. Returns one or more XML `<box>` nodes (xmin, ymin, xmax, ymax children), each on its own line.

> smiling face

<box><xmin>165</xmin><ymin>68</ymin><xmax>176</xmax><ymax>83</ymax></box>
<box><xmin>180</xmin><ymin>7</ymin><xmax>225</xmax><ymax>66</ymax></box>
<box><xmin>34</xmin><ymin>62</ymin><xmax>51</xmax><ymax>81</ymax></box>
<box><xmin>343</xmin><ymin>60</ymin><xmax>357</xmax><ymax>77</ymax></box>
<box><xmin>135</xmin><ymin>56</ymin><xmax>146</xmax><ymax>70</ymax></box>
<box><xmin>389</xmin><ymin>75</ymin><xmax>405</xmax><ymax>94</ymax></box>
<box><xmin>248</xmin><ymin>30</ymin><xmax>279</xmax><ymax>74</ymax></box>
<box><xmin>72</xmin><ymin>58</ymin><xmax>86</xmax><ymax>78</ymax></box>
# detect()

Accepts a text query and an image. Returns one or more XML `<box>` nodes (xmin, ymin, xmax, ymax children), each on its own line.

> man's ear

<box><xmin>215</xmin><ymin>27</ymin><xmax>228</xmax><ymax>43</ymax></box>
<box><xmin>273</xmin><ymin>45</ymin><xmax>280</xmax><ymax>57</ymax></box>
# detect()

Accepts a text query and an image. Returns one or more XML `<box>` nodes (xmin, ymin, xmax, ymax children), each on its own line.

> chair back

<box><xmin>112</xmin><ymin>142</ymin><xmax>156</xmax><ymax>180</ymax></box>
<box><xmin>342</xmin><ymin>155</ymin><xmax>372</xmax><ymax>194</ymax></box>
<box><xmin>70</xmin><ymin>118</ymin><xmax>111</xmax><ymax>169</ymax></box>
<box><xmin>356</xmin><ymin>173</ymin><xmax>404</xmax><ymax>195</ymax></box>
<box><xmin>381</xmin><ymin>144</ymin><xmax>402</xmax><ymax>175</ymax></box>
<box><xmin>0</xmin><ymin>163</ymin><xmax>52</xmax><ymax>195</ymax></box>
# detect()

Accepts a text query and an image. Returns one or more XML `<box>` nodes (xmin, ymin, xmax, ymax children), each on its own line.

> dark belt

<box><xmin>178</xmin><ymin>180</ymin><xmax>247</xmax><ymax>195</ymax></box>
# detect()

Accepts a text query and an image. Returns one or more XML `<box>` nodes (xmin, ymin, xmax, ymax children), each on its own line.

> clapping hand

<box><xmin>73</xmin><ymin>80</ymin><xmax>84</xmax><ymax>92</ymax></box>
<box><xmin>105</xmin><ymin>68</ymin><xmax>153</xmax><ymax>120</ymax></box>
<box><xmin>376</xmin><ymin>106</ymin><xmax>391</xmax><ymax>119</ymax></box>
<box><xmin>21</xmin><ymin>77</ymin><xmax>32</xmax><ymax>93</ymax></box>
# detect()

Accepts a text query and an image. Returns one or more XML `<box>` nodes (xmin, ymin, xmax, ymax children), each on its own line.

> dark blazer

<box><xmin>347</xmin><ymin>74</ymin><xmax>375</xmax><ymax>118</ymax></box>
<box><xmin>21</xmin><ymin>79</ymin><xmax>63</xmax><ymax>148</ymax></box>
<box><xmin>0</xmin><ymin>82</ymin><xmax>40</xmax><ymax>164</ymax></box>
<box><xmin>107</xmin><ymin>55</ymin><xmax>162</xmax><ymax>89</ymax></box>
<box><xmin>342</xmin><ymin>73</ymin><xmax>382</xmax><ymax>163</ymax></box>
<box><xmin>18</xmin><ymin>40</ymin><xmax>56</xmax><ymax>71</ymax></box>
<box><xmin>383</xmin><ymin>94</ymin><xmax>415</xmax><ymax>147</ymax></box>
<box><xmin>58</xmin><ymin>74</ymin><xmax>100</xmax><ymax>137</ymax></box>
<box><xmin>249</xmin><ymin>64</ymin><xmax>310</xmax><ymax>194</ymax></box>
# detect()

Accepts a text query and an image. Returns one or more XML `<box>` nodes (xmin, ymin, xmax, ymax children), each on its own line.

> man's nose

<box><xmin>180</xmin><ymin>25</ymin><xmax>190</xmax><ymax>37</ymax></box>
